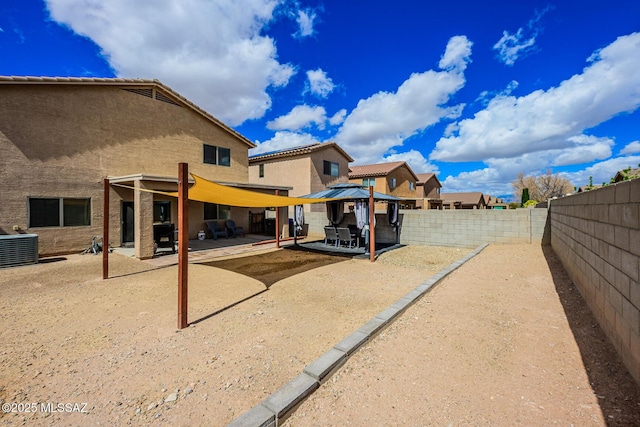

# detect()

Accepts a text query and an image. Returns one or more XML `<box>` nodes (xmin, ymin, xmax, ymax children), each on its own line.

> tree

<box><xmin>512</xmin><ymin>171</ymin><xmax>574</xmax><ymax>203</ymax></box>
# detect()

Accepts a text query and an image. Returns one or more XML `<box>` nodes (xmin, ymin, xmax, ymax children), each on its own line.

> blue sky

<box><xmin>2</xmin><ymin>0</ymin><xmax>640</xmax><ymax>199</ymax></box>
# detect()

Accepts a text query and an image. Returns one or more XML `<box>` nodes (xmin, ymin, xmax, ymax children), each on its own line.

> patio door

<box><xmin>122</xmin><ymin>202</ymin><xmax>134</xmax><ymax>246</ymax></box>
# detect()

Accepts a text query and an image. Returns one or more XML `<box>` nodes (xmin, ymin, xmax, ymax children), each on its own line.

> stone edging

<box><xmin>227</xmin><ymin>243</ymin><xmax>490</xmax><ymax>427</ymax></box>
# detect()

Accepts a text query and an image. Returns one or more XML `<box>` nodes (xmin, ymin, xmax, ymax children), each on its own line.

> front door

<box><xmin>122</xmin><ymin>202</ymin><xmax>134</xmax><ymax>246</ymax></box>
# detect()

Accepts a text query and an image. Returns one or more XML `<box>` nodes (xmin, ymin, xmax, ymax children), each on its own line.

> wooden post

<box><xmin>178</xmin><ymin>163</ymin><xmax>189</xmax><ymax>329</ymax></box>
<box><xmin>102</xmin><ymin>178</ymin><xmax>109</xmax><ymax>280</ymax></box>
<box><xmin>369</xmin><ymin>186</ymin><xmax>375</xmax><ymax>262</ymax></box>
<box><xmin>275</xmin><ymin>190</ymin><xmax>280</xmax><ymax>249</ymax></box>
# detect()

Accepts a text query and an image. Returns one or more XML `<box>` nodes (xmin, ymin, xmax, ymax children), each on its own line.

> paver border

<box><xmin>227</xmin><ymin>243</ymin><xmax>489</xmax><ymax>426</ymax></box>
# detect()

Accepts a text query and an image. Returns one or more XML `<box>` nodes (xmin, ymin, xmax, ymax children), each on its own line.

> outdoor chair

<box><xmin>226</xmin><ymin>219</ymin><xmax>245</xmax><ymax>238</ymax></box>
<box><xmin>324</xmin><ymin>226</ymin><xmax>338</xmax><ymax>246</ymax></box>
<box><xmin>205</xmin><ymin>220</ymin><xmax>228</xmax><ymax>240</ymax></box>
<box><xmin>336</xmin><ymin>227</ymin><xmax>356</xmax><ymax>249</ymax></box>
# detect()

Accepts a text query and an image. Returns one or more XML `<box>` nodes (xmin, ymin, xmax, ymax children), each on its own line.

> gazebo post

<box><xmin>102</xmin><ymin>178</ymin><xmax>109</xmax><ymax>279</ymax></box>
<box><xmin>275</xmin><ymin>190</ymin><xmax>280</xmax><ymax>249</ymax></box>
<box><xmin>178</xmin><ymin>162</ymin><xmax>189</xmax><ymax>329</ymax></box>
<box><xmin>369</xmin><ymin>186</ymin><xmax>375</xmax><ymax>262</ymax></box>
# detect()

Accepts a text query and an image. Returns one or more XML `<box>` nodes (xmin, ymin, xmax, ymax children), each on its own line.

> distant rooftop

<box><xmin>249</xmin><ymin>142</ymin><xmax>353</xmax><ymax>162</ymax></box>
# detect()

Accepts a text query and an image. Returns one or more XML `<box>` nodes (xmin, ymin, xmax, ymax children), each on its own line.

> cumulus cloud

<box><xmin>620</xmin><ymin>140</ymin><xmax>640</xmax><ymax>155</ymax></box>
<box><xmin>45</xmin><ymin>0</ymin><xmax>296</xmax><ymax>126</ymax></box>
<box><xmin>329</xmin><ymin>109</ymin><xmax>347</xmax><ymax>126</ymax></box>
<box><xmin>267</xmin><ymin>105</ymin><xmax>327</xmax><ymax>131</ymax></box>
<box><xmin>295</xmin><ymin>8</ymin><xmax>316</xmax><ymax>38</ymax></box>
<box><xmin>249</xmin><ymin>131</ymin><xmax>321</xmax><ymax>155</ymax></box>
<box><xmin>334</xmin><ymin>35</ymin><xmax>472</xmax><ymax>165</ymax></box>
<box><xmin>563</xmin><ymin>155</ymin><xmax>640</xmax><ymax>187</ymax></box>
<box><xmin>431</xmin><ymin>32</ymin><xmax>640</xmax><ymax>165</ymax></box>
<box><xmin>381</xmin><ymin>150</ymin><xmax>440</xmax><ymax>175</ymax></box>
<box><xmin>493</xmin><ymin>6</ymin><xmax>553</xmax><ymax>66</ymax></box>
<box><xmin>305</xmin><ymin>68</ymin><xmax>335</xmax><ymax>98</ymax></box>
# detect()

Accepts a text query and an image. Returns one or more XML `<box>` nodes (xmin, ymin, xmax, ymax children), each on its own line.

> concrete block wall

<box><xmin>399</xmin><ymin>209</ymin><xmax>548</xmax><ymax>246</ymax></box>
<box><xmin>305</xmin><ymin>208</ymin><xmax>549</xmax><ymax>246</ymax></box>
<box><xmin>549</xmin><ymin>179</ymin><xmax>640</xmax><ymax>383</ymax></box>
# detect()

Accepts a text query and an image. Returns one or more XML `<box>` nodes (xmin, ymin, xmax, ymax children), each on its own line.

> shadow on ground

<box><xmin>543</xmin><ymin>245</ymin><xmax>640</xmax><ymax>426</ymax></box>
<box><xmin>197</xmin><ymin>245</ymin><xmax>351</xmax><ymax>288</ymax></box>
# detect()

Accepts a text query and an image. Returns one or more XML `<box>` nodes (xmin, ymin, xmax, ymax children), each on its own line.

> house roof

<box><xmin>440</xmin><ymin>192</ymin><xmax>486</xmax><ymax>205</ymax></box>
<box><xmin>416</xmin><ymin>173</ymin><xmax>442</xmax><ymax>188</ymax></box>
<box><xmin>349</xmin><ymin>161</ymin><xmax>419</xmax><ymax>181</ymax></box>
<box><xmin>614</xmin><ymin>167</ymin><xmax>640</xmax><ymax>182</ymax></box>
<box><xmin>248</xmin><ymin>141</ymin><xmax>354</xmax><ymax>163</ymax></box>
<box><xmin>0</xmin><ymin>75</ymin><xmax>256</xmax><ymax>149</ymax></box>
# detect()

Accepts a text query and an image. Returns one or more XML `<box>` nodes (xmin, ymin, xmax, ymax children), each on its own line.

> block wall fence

<box><xmin>549</xmin><ymin>179</ymin><xmax>640</xmax><ymax>383</ymax></box>
<box><xmin>305</xmin><ymin>184</ymin><xmax>640</xmax><ymax>382</ymax></box>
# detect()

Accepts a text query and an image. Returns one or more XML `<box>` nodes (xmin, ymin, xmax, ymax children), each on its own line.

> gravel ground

<box><xmin>2</xmin><ymin>243</ymin><xmax>639</xmax><ymax>426</ymax></box>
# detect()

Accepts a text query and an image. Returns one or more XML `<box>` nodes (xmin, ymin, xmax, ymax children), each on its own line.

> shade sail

<box><xmin>170</xmin><ymin>174</ymin><xmax>336</xmax><ymax>207</ymax></box>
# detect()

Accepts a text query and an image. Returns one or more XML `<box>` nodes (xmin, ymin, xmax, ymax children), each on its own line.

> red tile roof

<box><xmin>349</xmin><ymin>161</ymin><xmax>419</xmax><ymax>181</ymax></box>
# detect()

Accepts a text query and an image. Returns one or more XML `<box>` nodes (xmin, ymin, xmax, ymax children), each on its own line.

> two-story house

<box><xmin>416</xmin><ymin>173</ymin><xmax>443</xmax><ymax>209</ymax></box>
<box><xmin>348</xmin><ymin>161</ymin><xmax>419</xmax><ymax>209</ymax></box>
<box><xmin>248</xmin><ymin>142</ymin><xmax>354</xmax><ymax>215</ymax></box>
<box><xmin>0</xmin><ymin>76</ymin><xmax>289</xmax><ymax>258</ymax></box>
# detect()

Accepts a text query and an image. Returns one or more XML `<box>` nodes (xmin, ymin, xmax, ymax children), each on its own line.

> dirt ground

<box><xmin>1</xmin><ymin>243</ymin><xmax>639</xmax><ymax>426</ymax></box>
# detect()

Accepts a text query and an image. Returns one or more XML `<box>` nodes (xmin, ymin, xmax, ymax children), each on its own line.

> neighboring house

<box><xmin>613</xmin><ymin>167</ymin><xmax>640</xmax><ymax>183</ymax></box>
<box><xmin>483</xmin><ymin>195</ymin><xmax>509</xmax><ymax>210</ymax></box>
<box><xmin>248</xmin><ymin>142</ymin><xmax>353</xmax><ymax>213</ymax></box>
<box><xmin>348</xmin><ymin>161</ymin><xmax>420</xmax><ymax>209</ymax></box>
<box><xmin>440</xmin><ymin>192</ymin><xmax>487</xmax><ymax>209</ymax></box>
<box><xmin>415</xmin><ymin>173</ymin><xmax>443</xmax><ymax>209</ymax></box>
<box><xmin>0</xmin><ymin>76</ymin><xmax>289</xmax><ymax>258</ymax></box>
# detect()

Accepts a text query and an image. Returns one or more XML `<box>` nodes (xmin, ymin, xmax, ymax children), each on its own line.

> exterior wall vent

<box><xmin>155</xmin><ymin>91</ymin><xmax>182</xmax><ymax>107</ymax></box>
<box><xmin>0</xmin><ymin>234</ymin><xmax>38</xmax><ymax>268</ymax></box>
<box><xmin>122</xmin><ymin>88</ymin><xmax>153</xmax><ymax>98</ymax></box>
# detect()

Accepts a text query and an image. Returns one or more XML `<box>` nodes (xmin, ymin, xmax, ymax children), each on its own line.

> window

<box><xmin>389</xmin><ymin>178</ymin><xmax>397</xmax><ymax>189</ymax></box>
<box><xmin>204</xmin><ymin>203</ymin><xmax>231</xmax><ymax>220</ymax></box>
<box><xmin>259</xmin><ymin>164</ymin><xmax>264</xmax><ymax>178</ymax></box>
<box><xmin>203</xmin><ymin>144</ymin><xmax>231</xmax><ymax>167</ymax></box>
<box><xmin>153</xmin><ymin>201</ymin><xmax>171</xmax><ymax>223</ymax></box>
<box><xmin>362</xmin><ymin>178</ymin><xmax>376</xmax><ymax>187</ymax></box>
<box><xmin>29</xmin><ymin>197</ymin><xmax>91</xmax><ymax>227</ymax></box>
<box><xmin>323</xmin><ymin>160</ymin><xmax>339</xmax><ymax>177</ymax></box>
<box><xmin>409</xmin><ymin>181</ymin><xmax>415</xmax><ymax>191</ymax></box>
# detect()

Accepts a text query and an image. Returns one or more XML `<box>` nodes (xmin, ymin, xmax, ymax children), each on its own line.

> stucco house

<box><xmin>415</xmin><ymin>172</ymin><xmax>443</xmax><ymax>209</ymax></box>
<box><xmin>0</xmin><ymin>76</ymin><xmax>289</xmax><ymax>259</ymax></box>
<box><xmin>248</xmin><ymin>142</ymin><xmax>354</xmax><ymax>214</ymax></box>
<box><xmin>440</xmin><ymin>192</ymin><xmax>487</xmax><ymax>209</ymax></box>
<box><xmin>348</xmin><ymin>161</ymin><xmax>419</xmax><ymax>209</ymax></box>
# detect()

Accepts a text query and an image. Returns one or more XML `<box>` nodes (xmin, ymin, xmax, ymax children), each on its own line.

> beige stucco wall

<box><xmin>249</xmin><ymin>146</ymin><xmax>349</xmax><ymax>214</ymax></box>
<box><xmin>0</xmin><ymin>84</ymin><xmax>252</xmax><ymax>255</ymax></box>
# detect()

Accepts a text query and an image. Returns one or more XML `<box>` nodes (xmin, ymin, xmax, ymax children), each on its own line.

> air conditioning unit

<box><xmin>0</xmin><ymin>234</ymin><xmax>39</xmax><ymax>268</ymax></box>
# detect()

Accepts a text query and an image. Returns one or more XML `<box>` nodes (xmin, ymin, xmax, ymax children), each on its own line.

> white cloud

<box><xmin>305</xmin><ymin>68</ymin><xmax>334</xmax><ymax>98</ymax></box>
<box><xmin>563</xmin><ymin>155</ymin><xmax>640</xmax><ymax>187</ymax></box>
<box><xmin>249</xmin><ymin>131</ymin><xmax>321</xmax><ymax>155</ymax></box>
<box><xmin>335</xmin><ymin>35</ymin><xmax>472</xmax><ymax>165</ymax></box>
<box><xmin>493</xmin><ymin>6</ymin><xmax>553</xmax><ymax>66</ymax></box>
<box><xmin>620</xmin><ymin>140</ymin><xmax>640</xmax><ymax>155</ymax></box>
<box><xmin>381</xmin><ymin>150</ymin><xmax>439</xmax><ymax>175</ymax></box>
<box><xmin>431</xmin><ymin>32</ymin><xmax>640</xmax><ymax>164</ymax></box>
<box><xmin>45</xmin><ymin>0</ymin><xmax>296</xmax><ymax>126</ymax></box>
<box><xmin>295</xmin><ymin>9</ymin><xmax>316</xmax><ymax>38</ymax></box>
<box><xmin>267</xmin><ymin>105</ymin><xmax>327</xmax><ymax>131</ymax></box>
<box><xmin>329</xmin><ymin>109</ymin><xmax>347</xmax><ymax>126</ymax></box>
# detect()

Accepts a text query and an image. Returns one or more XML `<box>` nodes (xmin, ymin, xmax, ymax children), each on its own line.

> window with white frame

<box><xmin>362</xmin><ymin>178</ymin><xmax>376</xmax><ymax>187</ymax></box>
<box><xmin>389</xmin><ymin>177</ymin><xmax>397</xmax><ymax>189</ymax></box>
<box><xmin>409</xmin><ymin>181</ymin><xmax>415</xmax><ymax>191</ymax></box>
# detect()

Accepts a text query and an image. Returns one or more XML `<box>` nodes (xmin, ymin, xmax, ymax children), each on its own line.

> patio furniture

<box><xmin>226</xmin><ymin>219</ymin><xmax>245</xmax><ymax>237</ymax></box>
<box><xmin>205</xmin><ymin>220</ymin><xmax>228</xmax><ymax>240</ymax></box>
<box><xmin>336</xmin><ymin>227</ymin><xmax>356</xmax><ymax>249</ymax></box>
<box><xmin>324</xmin><ymin>226</ymin><xmax>338</xmax><ymax>246</ymax></box>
